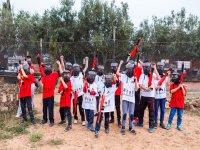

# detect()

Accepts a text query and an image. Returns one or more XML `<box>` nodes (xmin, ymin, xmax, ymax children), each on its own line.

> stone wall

<box><xmin>0</xmin><ymin>76</ymin><xmax>19</xmax><ymax>111</ymax></box>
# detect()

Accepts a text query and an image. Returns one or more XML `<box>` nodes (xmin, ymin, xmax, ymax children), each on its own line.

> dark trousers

<box><xmin>154</xmin><ymin>98</ymin><xmax>166</xmax><ymax>124</ymax></box>
<box><xmin>95</xmin><ymin>112</ymin><xmax>109</xmax><ymax>132</ymax></box>
<box><xmin>96</xmin><ymin>96</ymin><xmax>100</xmax><ymax>112</ymax></box>
<box><xmin>85</xmin><ymin>109</ymin><xmax>94</xmax><ymax>126</ymax></box>
<box><xmin>134</xmin><ymin>89</ymin><xmax>140</xmax><ymax>118</ymax></box>
<box><xmin>43</xmin><ymin>96</ymin><xmax>54</xmax><ymax>123</ymax></box>
<box><xmin>138</xmin><ymin>96</ymin><xmax>155</xmax><ymax>128</ymax></box>
<box><xmin>73</xmin><ymin>96</ymin><xmax>85</xmax><ymax>121</ymax></box>
<box><xmin>59</xmin><ymin>107</ymin><xmax>72</xmax><ymax>126</ymax></box>
<box><xmin>110</xmin><ymin>95</ymin><xmax>121</xmax><ymax>122</ymax></box>
<box><xmin>20</xmin><ymin>96</ymin><xmax>34</xmax><ymax>122</ymax></box>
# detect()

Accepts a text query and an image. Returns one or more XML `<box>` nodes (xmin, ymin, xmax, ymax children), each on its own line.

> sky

<box><xmin>1</xmin><ymin>0</ymin><xmax>200</xmax><ymax>27</ymax></box>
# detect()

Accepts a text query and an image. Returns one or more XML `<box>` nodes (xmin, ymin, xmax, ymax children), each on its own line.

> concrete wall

<box><xmin>0</xmin><ymin>75</ymin><xmax>19</xmax><ymax>111</ymax></box>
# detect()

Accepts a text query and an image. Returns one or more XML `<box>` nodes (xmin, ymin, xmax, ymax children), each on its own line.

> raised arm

<box><xmin>56</xmin><ymin>60</ymin><xmax>63</xmax><ymax>74</ymax></box>
<box><xmin>117</xmin><ymin>60</ymin><xmax>124</xmax><ymax>75</ymax></box>
<box><xmin>20</xmin><ymin>65</ymin><xmax>28</xmax><ymax>78</ymax></box>
<box><xmin>59</xmin><ymin>77</ymin><xmax>68</xmax><ymax>89</ymax></box>
<box><xmin>83</xmin><ymin>56</ymin><xmax>89</xmax><ymax>74</ymax></box>
<box><xmin>153</xmin><ymin>64</ymin><xmax>161</xmax><ymax>80</ymax></box>
<box><xmin>60</xmin><ymin>55</ymin><xmax>65</xmax><ymax>71</ymax></box>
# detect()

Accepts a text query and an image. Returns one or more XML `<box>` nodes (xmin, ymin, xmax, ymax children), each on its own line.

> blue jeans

<box><xmin>122</xmin><ymin>100</ymin><xmax>135</xmax><ymax>129</ymax></box>
<box><xmin>154</xmin><ymin>98</ymin><xmax>166</xmax><ymax>124</ymax></box>
<box><xmin>95</xmin><ymin>112</ymin><xmax>109</xmax><ymax>132</ymax></box>
<box><xmin>85</xmin><ymin>109</ymin><xmax>94</xmax><ymax>126</ymax></box>
<box><xmin>168</xmin><ymin>107</ymin><xmax>183</xmax><ymax>126</ymax></box>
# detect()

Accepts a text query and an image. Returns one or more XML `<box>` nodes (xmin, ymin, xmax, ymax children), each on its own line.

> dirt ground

<box><xmin>0</xmin><ymin>82</ymin><xmax>200</xmax><ymax>150</ymax></box>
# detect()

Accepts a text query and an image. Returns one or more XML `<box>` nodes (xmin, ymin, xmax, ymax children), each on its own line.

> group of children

<box><xmin>17</xmin><ymin>54</ymin><xmax>187</xmax><ymax>138</ymax></box>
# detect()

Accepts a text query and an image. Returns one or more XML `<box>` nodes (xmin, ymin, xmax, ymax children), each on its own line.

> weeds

<box><xmin>48</xmin><ymin>139</ymin><xmax>63</xmax><ymax>145</ymax></box>
<box><xmin>29</xmin><ymin>132</ymin><xmax>43</xmax><ymax>142</ymax></box>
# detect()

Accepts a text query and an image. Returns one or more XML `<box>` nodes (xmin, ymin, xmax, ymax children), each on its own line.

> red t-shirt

<box><xmin>59</xmin><ymin>81</ymin><xmax>72</xmax><ymax>107</ymax></box>
<box><xmin>19</xmin><ymin>74</ymin><xmax>34</xmax><ymax>98</ymax></box>
<box><xmin>169</xmin><ymin>84</ymin><xmax>187</xmax><ymax>108</ymax></box>
<box><xmin>42</xmin><ymin>72</ymin><xmax>59</xmax><ymax>99</ymax></box>
<box><xmin>115</xmin><ymin>74</ymin><xmax>121</xmax><ymax>96</ymax></box>
<box><xmin>134</xmin><ymin>66</ymin><xmax>142</xmax><ymax>82</ymax></box>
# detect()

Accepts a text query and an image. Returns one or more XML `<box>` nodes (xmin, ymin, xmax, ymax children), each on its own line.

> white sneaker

<box><xmin>82</xmin><ymin>121</ymin><xmax>86</xmax><ymax>126</ymax></box>
<box><xmin>15</xmin><ymin>114</ymin><xmax>21</xmax><ymax>118</ymax></box>
<box><xmin>74</xmin><ymin>119</ymin><xmax>78</xmax><ymax>124</ymax></box>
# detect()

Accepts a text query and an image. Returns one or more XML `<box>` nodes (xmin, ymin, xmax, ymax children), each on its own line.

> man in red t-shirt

<box><xmin>17</xmin><ymin>64</ymin><xmax>35</xmax><ymax>125</ymax></box>
<box><xmin>39</xmin><ymin>59</ymin><xmax>63</xmax><ymax>127</ymax></box>
<box><xmin>166</xmin><ymin>71</ymin><xmax>187</xmax><ymax>131</ymax></box>
<box><xmin>109</xmin><ymin>62</ymin><xmax>122</xmax><ymax>127</ymax></box>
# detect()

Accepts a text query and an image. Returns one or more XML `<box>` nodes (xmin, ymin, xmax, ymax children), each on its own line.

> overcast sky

<box><xmin>1</xmin><ymin>0</ymin><xmax>200</xmax><ymax>27</ymax></box>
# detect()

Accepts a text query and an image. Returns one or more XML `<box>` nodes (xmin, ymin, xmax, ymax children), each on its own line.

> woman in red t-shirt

<box><xmin>166</xmin><ymin>72</ymin><xmax>187</xmax><ymax>131</ymax></box>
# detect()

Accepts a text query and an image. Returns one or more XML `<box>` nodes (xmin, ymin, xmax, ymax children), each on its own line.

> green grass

<box><xmin>29</xmin><ymin>132</ymin><xmax>43</xmax><ymax>142</ymax></box>
<box><xmin>0</xmin><ymin>110</ymin><xmax>29</xmax><ymax>140</ymax></box>
<box><xmin>5</xmin><ymin>122</ymin><xmax>29</xmax><ymax>135</ymax></box>
<box><xmin>47</xmin><ymin>139</ymin><xmax>63</xmax><ymax>145</ymax></box>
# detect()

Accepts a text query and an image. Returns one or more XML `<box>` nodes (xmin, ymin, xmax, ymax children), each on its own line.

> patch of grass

<box><xmin>48</xmin><ymin>139</ymin><xmax>63</xmax><ymax>145</ymax></box>
<box><xmin>0</xmin><ymin>132</ymin><xmax>13</xmax><ymax>140</ymax></box>
<box><xmin>5</xmin><ymin>124</ymin><xmax>28</xmax><ymax>135</ymax></box>
<box><xmin>29</xmin><ymin>132</ymin><xmax>43</xmax><ymax>142</ymax></box>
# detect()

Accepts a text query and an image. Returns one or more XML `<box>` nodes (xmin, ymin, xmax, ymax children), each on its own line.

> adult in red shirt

<box><xmin>39</xmin><ymin>60</ymin><xmax>63</xmax><ymax>127</ymax></box>
<box><xmin>109</xmin><ymin>62</ymin><xmax>122</xmax><ymax>127</ymax></box>
<box><xmin>17</xmin><ymin>64</ymin><xmax>35</xmax><ymax>125</ymax></box>
<box><xmin>166</xmin><ymin>71</ymin><xmax>187</xmax><ymax>131</ymax></box>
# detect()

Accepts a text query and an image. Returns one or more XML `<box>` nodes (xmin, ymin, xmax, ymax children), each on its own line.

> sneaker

<box><xmin>40</xmin><ymin>120</ymin><xmax>47</xmax><ymax>125</ymax></box>
<box><xmin>74</xmin><ymin>119</ymin><xmax>78</xmax><ymax>124</ymax></box>
<box><xmin>105</xmin><ymin>128</ymin><xmax>109</xmax><ymax>134</ymax></box>
<box><xmin>87</xmin><ymin>123</ymin><xmax>91</xmax><ymax>129</ymax></box>
<box><xmin>121</xmin><ymin>128</ymin><xmax>125</xmax><ymax>135</ymax></box>
<box><xmin>31</xmin><ymin>120</ymin><xmax>36</xmax><ymax>125</ymax></box>
<box><xmin>129</xmin><ymin>128</ymin><xmax>136</xmax><ymax>135</ymax></box>
<box><xmin>64</xmin><ymin>125</ymin><xmax>72</xmax><ymax>132</ymax></box>
<box><xmin>134</xmin><ymin>122</ymin><xmax>144</xmax><ymax>127</ymax></box>
<box><xmin>154</xmin><ymin>122</ymin><xmax>158</xmax><ymax>129</ymax></box>
<box><xmin>133</xmin><ymin>118</ymin><xmax>139</xmax><ymax>125</ymax></box>
<box><xmin>160</xmin><ymin>123</ymin><xmax>166</xmax><ymax>129</ymax></box>
<box><xmin>148</xmin><ymin>128</ymin><xmax>155</xmax><ymax>133</ymax></box>
<box><xmin>177</xmin><ymin>126</ymin><xmax>183</xmax><ymax>131</ymax></box>
<box><xmin>49</xmin><ymin>122</ymin><xmax>54</xmax><ymax>127</ymax></box>
<box><xmin>21</xmin><ymin>119</ymin><xmax>27</xmax><ymax>123</ymax></box>
<box><xmin>166</xmin><ymin>123</ymin><xmax>171</xmax><ymax>130</ymax></box>
<box><xmin>58</xmin><ymin>120</ymin><xmax>66</xmax><ymax>124</ymax></box>
<box><xmin>95</xmin><ymin>131</ymin><xmax>99</xmax><ymax>138</ymax></box>
<box><xmin>109</xmin><ymin>119</ymin><xmax>114</xmax><ymax>123</ymax></box>
<box><xmin>15</xmin><ymin>114</ymin><xmax>21</xmax><ymax>118</ymax></box>
<box><xmin>89</xmin><ymin>125</ymin><xmax>95</xmax><ymax>132</ymax></box>
<box><xmin>82</xmin><ymin>121</ymin><xmax>86</xmax><ymax>126</ymax></box>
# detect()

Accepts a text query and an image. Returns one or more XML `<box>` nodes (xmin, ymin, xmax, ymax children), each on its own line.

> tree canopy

<box><xmin>0</xmin><ymin>0</ymin><xmax>200</xmax><ymax>65</ymax></box>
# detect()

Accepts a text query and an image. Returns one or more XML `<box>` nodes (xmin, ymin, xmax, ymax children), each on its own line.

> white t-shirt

<box><xmin>120</xmin><ymin>74</ymin><xmax>136</xmax><ymax>103</ymax></box>
<box><xmin>154</xmin><ymin>77</ymin><xmax>168</xmax><ymax>99</ymax></box>
<box><xmin>94</xmin><ymin>75</ymin><xmax>105</xmax><ymax>96</ymax></box>
<box><xmin>70</xmin><ymin>73</ymin><xmax>84</xmax><ymax>97</ymax></box>
<box><xmin>82</xmin><ymin>82</ymin><xmax>97</xmax><ymax>110</ymax></box>
<box><xmin>99</xmin><ymin>85</ymin><xmax>117</xmax><ymax>113</ymax></box>
<box><xmin>139</xmin><ymin>73</ymin><xmax>157</xmax><ymax>98</ymax></box>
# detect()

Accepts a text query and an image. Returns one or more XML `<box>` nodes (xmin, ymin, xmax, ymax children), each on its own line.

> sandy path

<box><xmin>0</xmin><ymin>83</ymin><xmax>200</xmax><ymax>150</ymax></box>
